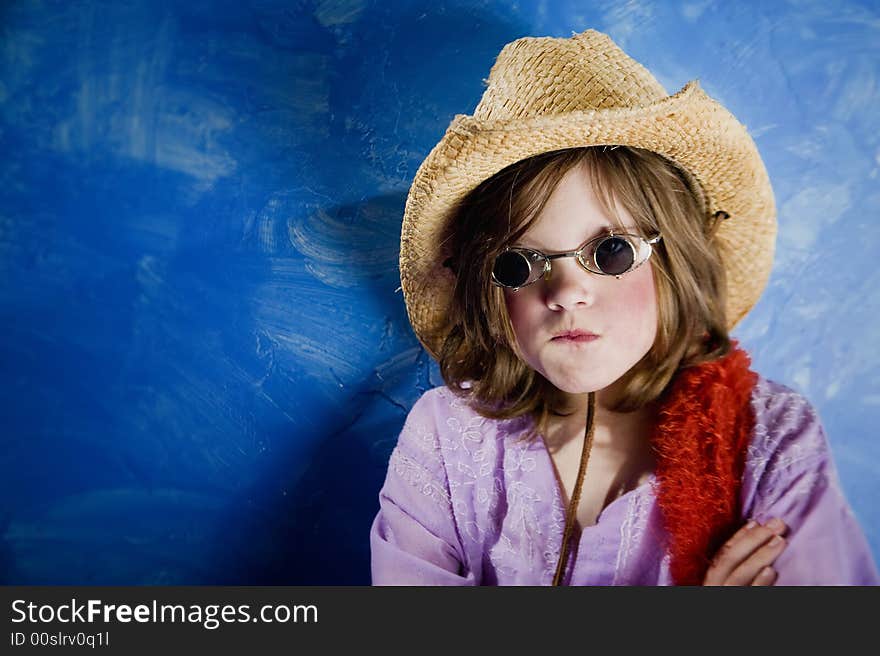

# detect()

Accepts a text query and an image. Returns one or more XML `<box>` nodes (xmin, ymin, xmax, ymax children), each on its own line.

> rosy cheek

<box><xmin>503</xmin><ymin>287</ymin><xmax>518</xmax><ymax>311</ymax></box>
<box><xmin>504</xmin><ymin>289</ymin><xmax>536</xmax><ymax>330</ymax></box>
<box><xmin>503</xmin><ymin>293</ymin><xmax>538</xmax><ymax>359</ymax></box>
<box><xmin>622</xmin><ymin>267</ymin><xmax>659</xmax><ymax>326</ymax></box>
<box><xmin>632</xmin><ymin>269</ymin><xmax>657</xmax><ymax>304</ymax></box>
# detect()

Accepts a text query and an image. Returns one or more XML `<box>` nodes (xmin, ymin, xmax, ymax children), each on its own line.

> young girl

<box><xmin>370</xmin><ymin>29</ymin><xmax>879</xmax><ymax>585</ymax></box>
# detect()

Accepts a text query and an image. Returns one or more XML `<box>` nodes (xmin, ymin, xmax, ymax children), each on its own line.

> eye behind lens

<box><xmin>493</xmin><ymin>250</ymin><xmax>531</xmax><ymax>288</ymax></box>
<box><xmin>594</xmin><ymin>236</ymin><xmax>635</xmax><ymax>276</ymax></box>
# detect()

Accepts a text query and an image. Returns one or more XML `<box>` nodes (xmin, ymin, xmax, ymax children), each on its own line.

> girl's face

<box><xmin>503</xmin><ymin>163</ymin><xmax>658</xmax><ymax>404</ymax></box>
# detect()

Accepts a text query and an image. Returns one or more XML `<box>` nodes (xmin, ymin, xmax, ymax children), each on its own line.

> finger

<box><xmin>704</xmin><ymin>522</ymin><xmax>782</xmax><ymax>585</ymax></box>
<box><xmin>725</xmin><ymin>534</ymin><xmax>786</xmax><ymax>586</ymax></box>
<box><xmin>750</xmin><ymin>566</ymin><xmax>778</xmax><ymax>586</ymax></box>
<box><xmin>764</xmin><ymin>517</ymin><xmax>788</xmax><ymax>536</ymax></box>
<box><xmin>725</xmin><ymin>518</ymin><xmax>787</xmax><ymax>551</ymax></box>
<box><xmin>704</xmin><ymin>521</ymin><xmax>761</xmax><ymax>585</ymax></box>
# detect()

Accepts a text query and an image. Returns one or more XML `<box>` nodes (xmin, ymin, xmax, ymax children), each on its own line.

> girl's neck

<box><xmin>547</xmin><ymin>382</ymin><xmax>658</xmax><ymax>453</ymax></box>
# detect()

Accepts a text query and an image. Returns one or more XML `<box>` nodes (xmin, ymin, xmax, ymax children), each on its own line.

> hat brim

<box><xmin>401</xmin><ymin>80</ymin><xmax>776</xmax><ymax>359</ymax></box>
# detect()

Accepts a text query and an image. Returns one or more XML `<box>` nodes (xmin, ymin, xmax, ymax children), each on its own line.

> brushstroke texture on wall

<box><xmin>1</xmin><ymin>0</ymin><xmax>878</xmax><ymax>584</ymax></box>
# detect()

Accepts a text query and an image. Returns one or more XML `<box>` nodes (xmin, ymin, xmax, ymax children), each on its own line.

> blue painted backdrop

<box><xmin>2</xmin><ymin>0</ymin><xmax>878</xmax><ymax>584</ymax></box>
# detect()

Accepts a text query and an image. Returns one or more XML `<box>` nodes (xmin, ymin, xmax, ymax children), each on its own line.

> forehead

<box><xmin>516</xmin><ymin>163</ymin><xmax>636</xmax><ymax>248</ymax></box>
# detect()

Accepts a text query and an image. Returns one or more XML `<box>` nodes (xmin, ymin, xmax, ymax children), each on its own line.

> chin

<box><xmin>543</xmin><ymin>372</ymin><xmax>620</xmax><ymax>395</ymax></box>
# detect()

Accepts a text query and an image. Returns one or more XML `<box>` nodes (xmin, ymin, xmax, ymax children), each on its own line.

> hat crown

<box><xmin>473</xmin><ymin>29</ymin><xmax>668</xmax><ymax>121</ymax></box>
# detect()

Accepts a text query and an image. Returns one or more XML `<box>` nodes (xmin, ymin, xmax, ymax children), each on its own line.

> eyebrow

<box><xmin>515</xmin><ymin>224</ymin><xmax>627</xmax><ymax>251</ymax></box>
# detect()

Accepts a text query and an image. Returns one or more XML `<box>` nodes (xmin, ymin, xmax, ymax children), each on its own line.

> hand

<box><xmin>703</xmin><ymin>518</ymin><xmax>788</xmax><ymax>586</ymax></box>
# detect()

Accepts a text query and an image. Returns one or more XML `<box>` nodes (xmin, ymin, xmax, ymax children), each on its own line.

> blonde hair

<box><xmin>437</xmin><ymin>146</ymin><xmax>731</xmax><ymax>441</ymax></box>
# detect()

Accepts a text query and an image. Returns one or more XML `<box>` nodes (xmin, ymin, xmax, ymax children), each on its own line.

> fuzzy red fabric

<box><xmin>649</xmin><ymin>340</ymin><xmax>758</xmax><ymax>586</ymax></box>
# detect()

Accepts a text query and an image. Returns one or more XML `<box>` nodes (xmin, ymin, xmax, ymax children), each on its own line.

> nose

<box><xmin>543</xmin><ymin>255</ymin><xmax>596</xmax><ymax>311</ymax></box>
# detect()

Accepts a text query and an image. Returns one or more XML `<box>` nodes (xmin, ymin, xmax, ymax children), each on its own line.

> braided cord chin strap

<box><xmin>551</xmin><ymin>391</ymin><xmax>597</xmax><ymax>586</ymax></box>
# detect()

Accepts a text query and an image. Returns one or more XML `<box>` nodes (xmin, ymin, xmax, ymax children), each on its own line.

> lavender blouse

<box><xmin>370</xmin><ymin>375</ymin><xmax>880</xmax><ymax>585</ymax></box>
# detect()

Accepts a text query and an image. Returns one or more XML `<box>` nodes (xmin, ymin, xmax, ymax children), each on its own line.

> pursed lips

<box><xmin>551</xmin><ymin>330</ymin><xmax>599</xmax><ymax>340</ymax></box>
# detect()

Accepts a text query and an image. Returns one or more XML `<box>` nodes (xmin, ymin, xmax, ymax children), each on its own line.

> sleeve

<box><xmin>744</xmin><ymin>389</ymin><xmax>880</xmax><ymax>586</ymax></box>
<box><xmin>369</xmin><ymin>390</ymin><xmax>476</xmax><ymax>586</ymax></box>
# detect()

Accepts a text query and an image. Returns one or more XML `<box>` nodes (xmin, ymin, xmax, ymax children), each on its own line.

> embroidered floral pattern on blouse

<box><xmin>747</xmin><ymin>379</ymin><xmax>823</xmax><ymax>470</ymax></box>
<box><xmin>388</xmin><ymin>448</ymin><xmax>452</xmax><ymax>510</ymax></box>
<box><xmin>434</xmin><ymin>388</ymin><xmax>566</xmax><ymax>581</ymax></box>
<box><xmin>744</xmin><ymin>377</ymin><xmax>831</xmax><ymax>518</ymax></box>
<box><xmin>612</xmin><ymin>488</ymin><xmax>652</xmax><ymax>585</ymax></box>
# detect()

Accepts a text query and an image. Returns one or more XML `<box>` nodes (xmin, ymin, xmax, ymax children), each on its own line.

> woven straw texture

<box><xmin>400</xmin><ymin>29</ymin><xmax>776</xmax><ymax>359</ymax></box>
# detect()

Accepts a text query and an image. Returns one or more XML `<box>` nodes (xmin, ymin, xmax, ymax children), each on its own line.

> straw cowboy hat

<box><xmin>399</xmin><ymin>29</ymin><xmax>776</xmax><ymax>359</ymax></box>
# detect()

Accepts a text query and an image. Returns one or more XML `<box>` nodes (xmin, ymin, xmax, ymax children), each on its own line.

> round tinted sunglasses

<box><xmin>491</xmin><ymin>231</ymin><xmax>662</xmax><ymax>290</ymax></box>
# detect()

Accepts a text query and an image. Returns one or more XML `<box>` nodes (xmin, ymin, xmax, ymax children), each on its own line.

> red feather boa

<box><xmin>650</xmin><ymin>340</ymin><xmax>758</xmax><ymax>585</ymax></box>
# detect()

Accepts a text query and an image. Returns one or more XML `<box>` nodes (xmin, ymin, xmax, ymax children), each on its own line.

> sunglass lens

<box><xmin>595</xmin><ymin>237</ymin><xmax>634</xmax><ymax>275</ymax></box>
<box><xmin>493</xmin><ymin>251</ymin><xmax>531</xmax><ymax>287</ymax></box>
